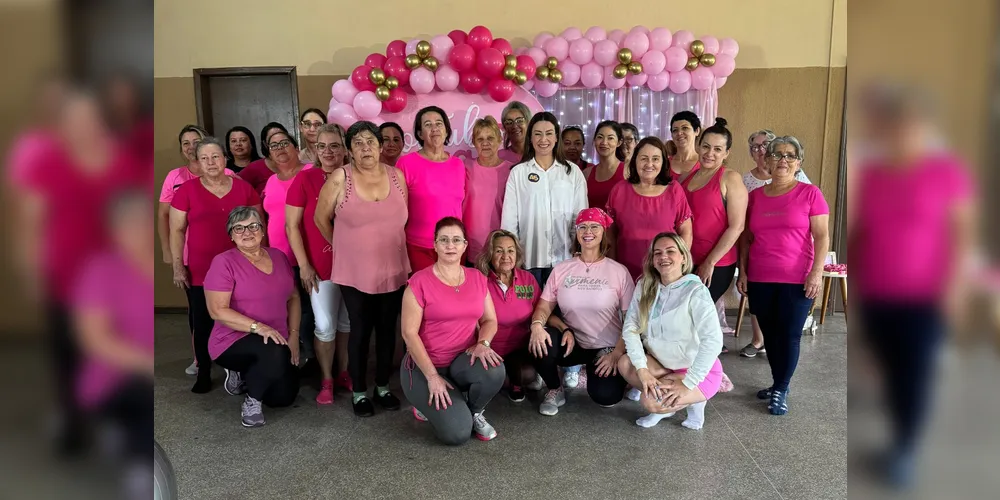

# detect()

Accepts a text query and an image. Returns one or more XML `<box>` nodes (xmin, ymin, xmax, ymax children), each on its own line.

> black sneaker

<box><xmin>353</xmin><ymin>397</ymin><xmax>375</xmax><ymax>417</ymax></box>
<box><xmin>373</xmin><ymin>390</ymin><xmax>401</xmax><ymax>411</ymax></box>
<box><xmin>508</xmin><ymin>385</ymin><xmax>525</xmax><ymax>402</ymax></box>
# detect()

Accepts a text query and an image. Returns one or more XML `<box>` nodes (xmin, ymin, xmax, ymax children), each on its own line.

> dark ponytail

<box><xmin>699</xmin><ymin>117</ymin><xmax>732</xmax><ymax>150</ymax></box>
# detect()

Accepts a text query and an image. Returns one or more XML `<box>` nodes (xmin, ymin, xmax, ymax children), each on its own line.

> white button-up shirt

<box><xmin>501</xmin><ymin>158</ymin><xmax>588</xmax><ymax>270</ymax></box>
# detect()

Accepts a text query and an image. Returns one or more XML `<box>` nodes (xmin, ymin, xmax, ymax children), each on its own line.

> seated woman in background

<box><xmin>401</xmin><ymin>218</ymin><xmax>505</xmax><ymax>444</ymax></box>
<box><xmin>379</xmin><ymin>122</ymin><xmax>405</xmax><ymax>166</ymax></box>
<box><xmin>618</xmin><ymin>233</ymin><xmax>725</xmax><ymax>429</ymax></box>
<box><xmin>528</xmin><ymin>208</ymin><xmax>634</xmax><ymax>416</ymax></box>
<box><xmin>474</xmin><ymin>229</ymin><xmax>542</xmax><ymax>402</ymax></box>
<box><xmin>205</xmin><ymin>206</ymin><xmax>301</xmax><ymax>428</ymax></box>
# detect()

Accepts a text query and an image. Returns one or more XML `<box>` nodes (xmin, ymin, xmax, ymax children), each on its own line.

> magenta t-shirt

<box><xmin>853</xmin><ymin>154</ymin><xmax>974</xmax><ymax>301</ymax></box>
<box><xmin>262</xmin><ymin>166</ymin><xmax>311</xmax><ymax>266</ymax></box>
<box><xmin>463</xmin><ymin>159</ymin><xmax>512</xmax><ymax>259</ymax></box>
<box><xmin>159</xmin><ymin>165</ymin><xmax>236</xmax><ymax>265</ymax></box>
<box><xmin>541</xmin><ymin>257</ymin><xmax>635</xmax><ymax>350</ymax></box>
<box><xmin>397</xmin><ymin>152</ymin><xmax>466</xmax><ymax>248</ymax></box>
<box><xmin>487</xmin><ymin>268</ymin><xmax>539</xmax><ymax>357</ymax></box>
<box><xmin>204</xmin><ymin>247</ymin><xmax>295</xmax><ymax>359</ymax></box>
<box><xmin>605</xmin><ymin>181</ymin><xmax>693</xmax><ymax>280</ymax></box>
<box><xmin>408</xmin><ymin>267</ymin><xmax>489</xmax><ymax>367</ymax></box>
<box><xmin>71</xmin><ymin>251</ymin><xmax>153</xmax><ymax>409</ymax></box>
<box><xmin>286</xmin><ymin>167</ymin><xmax>333</xmax><ymax>280</ymax></box>
<box><xmin>746</xmin><ymin>183</ymin><xmax>830</xmax><ymax>284</ymax></box>
<box><xmin>239</xmin><ymin>159</ymin><xmax>275</xmax><ymax>196</ymax></box>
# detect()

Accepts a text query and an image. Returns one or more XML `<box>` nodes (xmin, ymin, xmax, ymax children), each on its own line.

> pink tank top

<box><xmin>586</xmin><ymin>162</ymin><xmax>623</xmax><ymax>209</ymax></box>
<box><xmin>331</xmin><ymin>166</ymin><xmax>411</xmax><ymax>294</ymax></box>
<box><xmin>681</xmin><ymin>167</ymin><xmax>737</xmax><ymax>266</ymax></box>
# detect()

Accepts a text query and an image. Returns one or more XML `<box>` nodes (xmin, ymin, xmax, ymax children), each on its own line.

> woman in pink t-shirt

<box><xmin>205</xmin><ymin>206</ymin><xmax>301</xmax><ymax>428</ymax></box>
<box><xmin>583</xmin><ymin>121</ymin><xmax>625</xmax><ymax>209</ymax></box>
<box><xmin>397</xmin><ymin>106</ymin><xmax>467</xmax><ymax>272</ymax></box>
<box><xmin>527</xmin><ymin>208</ymin><xmax>635</xmax><ymax>416</ymax></box>
<box><xmin>464</xmin><ymin>116</ymin><xmax>513</xmax><ymax>261</ymax></box>
<box><xmin>736</xmin><ymin>136</ymin><xmax>830</xmax><ymax>416</ymax></box>
<box><xmin>473</xmin><ymin>229</ymin><xmax>541</xmax><ymax>402</ymax></box>
<box><xmin>401</xmin><ymin>218</ymin><xmax>504</xmax><ymax>444</ymax></box>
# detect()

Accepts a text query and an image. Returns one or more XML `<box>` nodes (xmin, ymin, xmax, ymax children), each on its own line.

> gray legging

<box><xmin>400</xmin><ymin>352</ymin><xmax>505</xmax><ymax>445</ymax></box>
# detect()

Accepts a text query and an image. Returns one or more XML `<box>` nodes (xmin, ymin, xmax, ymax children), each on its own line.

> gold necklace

<box><xmin>435</xmin><ymin>264</ymin><xmax>464</xmax><ymax>292</ymax></box>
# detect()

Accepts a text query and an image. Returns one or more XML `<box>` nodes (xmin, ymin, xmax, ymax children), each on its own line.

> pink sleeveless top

<box><xmin>681</xmin><ymin>167</ymin><xmax>737</xmax><ymax>266</ymax></box>
<box><xmin>331</xmin><ymin>166</ymin><xmax>411</xmax><ymax>294</ymax></box>
<box><xmin>586</xmin><ymin>162</ymin><xmax>623</xmax><ymax>209</ymax></box>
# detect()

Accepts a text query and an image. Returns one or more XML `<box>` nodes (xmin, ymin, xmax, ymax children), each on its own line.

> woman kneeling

<box><xmin>618</xmin><ymin>233</ymin><xmax>725</xmax><ymax>429</ymax></box>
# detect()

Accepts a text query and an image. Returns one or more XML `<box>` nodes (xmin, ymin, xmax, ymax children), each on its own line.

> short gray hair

<box><xmin>747</xmin><ymin>129</ymin><xmax>776</xmax><ymax>145</ymax></box>
<box><xmin>195</xmin><ymin>136</ymin><xmax>225</xmax><ymax>158</ymax></box>
<box><xmin>766</xmin><ymin>136</ymin><xmax>805</xmax><ymax>162</ymax></box>
<box><xmin>501</xmin><ymin>101</ymin><xmax>533</xmax><ymax>148</ymax></box>
<box><xmin>226</xmin><ymin>206</ymin><xmax>263</xmax><ymax>234</ymax></box>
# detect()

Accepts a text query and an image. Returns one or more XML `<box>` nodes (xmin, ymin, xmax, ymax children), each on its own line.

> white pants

<box><xmin>310</xmin><ymin>280</ymin><xmax>350</xmax><ymax>342</ymax></box>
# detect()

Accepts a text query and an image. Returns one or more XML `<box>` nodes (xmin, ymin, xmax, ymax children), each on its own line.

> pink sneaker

<box><xmin>335</xmin><ymin>371</ymin><xmax>352</xmax><ymax>392</ymax></box>
<box><xmin>412</xmin><ymin>407</ymin><xmax>428</xmax><ymax>421</ymax></box>
<box><xmin>316</xmin><ymin>380</ymin><xmax>334</xmax><ymax>405</ymax></box>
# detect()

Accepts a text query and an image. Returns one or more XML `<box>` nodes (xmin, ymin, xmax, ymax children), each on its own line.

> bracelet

<box><xmin>531</xmin><ymin>320</ymin><xmax>545</xmax><ymax>327</ymax></box>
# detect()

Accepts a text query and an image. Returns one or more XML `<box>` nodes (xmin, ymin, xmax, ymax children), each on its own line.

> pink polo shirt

<box><xmin>463</xmin><ymin>158</ymin><xmax>512</xmax><ymax>259</ymax></box>
<box><xmin>486</xmin><ymin>268</ymin><xmax>539</xmax><ymax>356</ymax></box>
<box><xmin>397</xmin><ymin>152</ymin><xmax>466</xmax><ymax>249</ymax></box>
<box><xmin>408</xmin><ymin>267</ymin><xmax>489</xmax><ymax>367</ymax></box>
<box><xmin>746</xmin><ymin>183</ymin><xmax>829</xmax><ymax>284</ymax></box>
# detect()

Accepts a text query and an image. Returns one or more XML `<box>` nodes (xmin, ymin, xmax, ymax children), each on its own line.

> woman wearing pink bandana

<box><xmin>527</xmin><ymin>207</ymin><xmax>635</xmax><ymax>416</ymax></box>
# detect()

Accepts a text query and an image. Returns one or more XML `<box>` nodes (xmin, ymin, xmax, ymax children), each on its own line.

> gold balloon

<box><xmin>548</xmin><ymin>68</ymin><xmax>563</xmax><ymax>83</ymax></box>
<box><xmin>628</xmin><ymin>61</ymin><xmax>643</xmax><ymax>75</ymax></box>
<box><xmin>536</xmin><ymin>66</ymin><xmax>550</xmax><ymax>80</ymax></box>
<box><xmin>617</xmin><ymin>48</ymin><xmax>633</xmax><ymax>65</ymax></box>
<box><xmin>375</xmin><ymin>85</ymin><xmax>391</xmax><ymax>101</ymax></box>
<box><xmin>422</xmin><ymin>56</ymin><xmax>439</xmax><ymax>71</ymax></box>
<box><xmin>690</xmin><ymin>40</ymin><xmax>705</xmax><ymax>57</ymax></box>
<box><xmin>385</xmin><ymin>76</ymin><xmax>399</xmax><ymax>89</ymax></box>
<box><xmin>699</xmin><ymin>53</ymin><xmax>716</xmax><ymax>67</ymax></box>
<box><xmin>415</xmin><ymin>40</ymin><xmax>432</xmax><ymax>59</ymax></box>
<box><xmin>505</xmin><ymin>55</ymin><xmax>518</xmax><ymax>68</ymax></box>
<box><xmin>686</xmin><ymin>57</ymin><xmax>700</xmax><ymax>71</ymax></box>
<box><xmin>546</xmin><ymin>57</ymin><xmax>559</xmax><ymax>70</ymax></box>
<box><xmin>405</xmin><ymin>54</ymin><xmax>422</xmax><ymax>69</ymax></box>
<box><xmin>503</xmin><ymin>66</ymin><xmax>518</xmax><ymax>80</ymax></box>
<box><xmin>368</xmin><ymin>67</ymin><xmax>386</xmax><ymax>85</ymax></box>
<box><xmin>514</xmin><ymin>71</ymin><xmax>528</xmax><ymax>85</ymax></box>
<box><xmin>613</xmin><ymin>64</ymin><xmax>628</xmax><ymax>79</ymax></box>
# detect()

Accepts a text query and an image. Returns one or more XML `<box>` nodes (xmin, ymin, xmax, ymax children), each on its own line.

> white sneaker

<box><xmin>563</xmin><ymin>371</ymin><xmax>580</xmax><ymax>388</ymax></box>
<box><xmin>472</xmin><ymin>411</ymin><xmax>497</xmax><ymax>441</ymax></box>
<box><xmin>184</xmin><ymin>361</ymin><xmax>198</xmax><ymax>376</ymax></box>
<box><xmin>626</xmin><ymin>388</ymin><xmax>642</xmax><ymax>401</ymax></box>
<box><xmin>539</xmin><ymin>388</ymin><xmax>566</xmax><ymax>416</ymax></box>
<box><xmin>526</xmin><ymin>374</ymin><xmax>545</xmax><ymax>391</ymax></box>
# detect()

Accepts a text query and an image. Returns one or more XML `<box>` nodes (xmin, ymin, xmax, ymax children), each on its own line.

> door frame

<box><xmin>193</xmin><ymin>66</ymin><xmax>300</xmax><ymax>142</ymax></box>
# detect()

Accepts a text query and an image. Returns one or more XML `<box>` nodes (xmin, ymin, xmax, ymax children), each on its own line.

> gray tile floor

<box><xmin>154</xmin><ymin>312</ymin><xmax>848</xmax><ymax>500</ymax></box>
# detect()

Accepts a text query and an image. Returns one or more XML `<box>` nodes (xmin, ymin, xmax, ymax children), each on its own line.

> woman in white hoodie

<box><xmin>617</xmin><ymin>232</ymin><xmax>725</xmax><ymax>429</ymax></box>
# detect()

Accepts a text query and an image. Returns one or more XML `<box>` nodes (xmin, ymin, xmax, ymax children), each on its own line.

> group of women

<box><xmin>158</xmin><ymin>99</ymin><xmax>829</xmax><ymax>444</ymax></box>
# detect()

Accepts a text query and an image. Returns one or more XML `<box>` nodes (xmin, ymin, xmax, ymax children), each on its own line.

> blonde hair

<box><xmin>472</xmin><ymin>116</ymin><xmax>503</xmax><ymax>145</ymax></box>
<box><xmin>474</xmin><ymin>229</ymin><xmax>525</xmax><ymax>276</ymax></box>
<box><xmin>634</xmin><ymin>233</ymin><xmax>694</xmax><ymax>335</ymax></box>
<box><xmin>316</xmin><ymin>123</ymin><xmax>345</xmax><ymax>143</ymax></box>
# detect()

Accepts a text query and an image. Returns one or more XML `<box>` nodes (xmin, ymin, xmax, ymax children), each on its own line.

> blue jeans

<box><xmin>747</xmin><ymin>282</ymin><xmax>813</xmax><ymax>392</ymax></box>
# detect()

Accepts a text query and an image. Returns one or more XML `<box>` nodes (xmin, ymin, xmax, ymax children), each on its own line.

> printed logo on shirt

<box><xmin>514</xmin><ymin>284</ymin><xmax>535</xmax><ymax>300</ymax></box>
<box><xmin>527</xmin><ymin>173</ymin><xmax>540</xmax><ymax>183</ymax></box>
<box><xmin>323</xmin><ymin>244</ymin><xmax>332</xmax><ymax>253</ymax></box>
<box><xmin>563</xmin><ymin>275</ymin><xmax>610</xmax><ymax>291</ymax></box>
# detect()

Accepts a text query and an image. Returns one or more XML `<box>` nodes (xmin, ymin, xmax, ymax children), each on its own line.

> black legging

<box><xmin>706</xmin><ymin>263</ymin><xmax>737</xmax><ymax>303</ymax></box>
<box><xmin>532</xmin><ymin>327</ymin><xmax>626</xmax><ymax>406</ymax></box>
<box><xmin>502</xmin><ymin>348</ymin><xmax>535</xmax><ymax>387</ymax></box>
<box><xmin>215</xmin><ymin>334</ymin><xmax>300</xmax><ymax>406</ymax></box>
<box><xmin>340</xmin><ymin>285</ymin><xmax>404</xmax><ymax>393</ymax></box>
<box><xmin>47</xmin><ymin>302</ymin><xmax>84</xmax><ymax>453</ymax></box>
<box><xmin>100</xmin><ymin>378</ymin><xmax>153</xmax><ymax>460</ymax></box>
<box><xmin>185</xmin><ymin>286</ymin><xmax>214</xmax><ymax>379</ymax></box>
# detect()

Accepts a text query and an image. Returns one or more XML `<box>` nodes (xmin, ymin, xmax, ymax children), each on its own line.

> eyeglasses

<box><xmin>435</xmin><ymin>236</ymin><xmax>467</xmax><ymax>246</ymax></box>
<box><xmin>750</xmin><ymin>144</ymin><xmax>770</xmax><ymax>153</ymax></box>
<box><xmin>268</xmin><ymin>140</ymin><xmax>292</xmax><ymax>151</ymax></box>
<box><xmin>502</xmin><ymin>117</ymin><xmax>525</xmax><ymax>127</ymax></box>
<box><xmin>232</xmin><ymin>222</ymin><xmax>262</xmax><ymax>234</ymax></box>
<box><xmin>316</xmin><ymin>143</ymin><xmax>343</xmax><ymax>151</ymax></box>
<box><xmin>767</xmin><ymin>153</ymin><xmax>799</xmax><ymax>162</ymax></box>
<box><xmin>301</xmin><ymin>121</ymin><xmax>324</xmax><ymax>129</ymax></box>
<box><xmin>576</xmin><ymin>224</ymin><xmax>603</xmax><ymax>233</ymax></box>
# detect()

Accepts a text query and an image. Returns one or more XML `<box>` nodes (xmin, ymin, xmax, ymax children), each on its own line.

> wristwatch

<box><xmin>479</xmin><ymin>339</ymin><xmax>491</xmax><ymax>348</ymax></box>
<box><xmin>250</xmin><ymin>322</ymin><xmax>258</xmax><ymax>334</ymax></box>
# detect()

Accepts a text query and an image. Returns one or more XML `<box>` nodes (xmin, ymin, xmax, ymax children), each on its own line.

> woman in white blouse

<box><xmin>501</xmin><ymin>112</ymin><xmax>588</xmax><ymax>289</ymax></box>
<box><xmin>617</xmin><ymin>232</ymin><xmax>725</xmax><ymax>429</ymax></box>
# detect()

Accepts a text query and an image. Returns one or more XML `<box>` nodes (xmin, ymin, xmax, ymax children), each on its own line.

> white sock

<box><xmin>626</xmin><ymin>388</ymin><xmax>641</xmax><ymax>401</ymax></box>
<box><xmin>681</xmin><ymin>401</ymin><xmax>707</xmax><ymax>430</ymax></box>
<box><xmin>636</xmin><ymin>412</ymin><xmax>674</xmax><ymax>428</ymax></box>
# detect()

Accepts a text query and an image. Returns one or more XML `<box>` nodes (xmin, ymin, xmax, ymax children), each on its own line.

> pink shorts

<box><xmin>671</xmin><ymin>358</ymin><xmax>724</xmax><ymax>400</ymax></box>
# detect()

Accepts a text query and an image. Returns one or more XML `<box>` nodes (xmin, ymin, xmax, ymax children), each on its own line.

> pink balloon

<box><xmin>365</xmin><ymin>53</ymin><xmax>387</xmax><ymax>69</ymax></box>
<box><xmin>559</xmin><ymin>61</ymin><xmax>581</xmax><ymax>86</ymax></box>
<box><xmin>491</xmin><ymin>38</ymin><xmax>513</xmax><ymax>56</ymax></box>
<box><xmin>648</xmin><ymin>27</ymin><xmax>673</xmax><ymax>52</ymax></box>
<box><xmin>544</xmin><ymin>36</ymin><xmax>570</xmax><ymax>61</ymax></box>
<box><xmin>514</xmin><ymin>47</ymin><xmax>526</xmax><ymax>56</ymax></box>
<box><xmin>467</xmin><ymin>26</ymin><xmax>494</xmax><ymax>51</ymax></box>
<box><xmin>352</xmin><ymin>91</ymin><xmax>382</xmax><ymax>119</ymax></box>
<box><xmin>647</xmin><ymin>71</ymin><xmax>670</xmax><ymax>92</ymax></box>
<box><xmin>719</xmin><ymin>38</ymin><xmax>739</xmax><ymax>57</ymax></box>
<box><xmin>384</xmin><ymin>56</ymin><xmax>411</xmax><ymax>86</ymax></box>
<box><xmin>328</xmin><ymin>103</ymin><xmax>358</xmax><ymax>128</ymax></box>
<box><xmin>712</xmin><ymin>53</ymin><xmax>736</xmax><ymax>77</ymax></box>
<box><xmin>435</xmin><ymin>65</ymin><xmax>460</xmax><ymax>91</ymax></box>
<box><xmin>477</xmin><ymin>48</ymin><xmax>505</xmax><ymax>79</ymax></box>
<box><xmin>329</xmin><ymin>96</ymin><xmax>338</xmax><ymax>109</ymax></box>
<box><xmin>568</xmin><ymin>38</ymin><xmax>594</xmax><ymax>65</ymax></box>
<box><xmin>716</xmin><ymin>76</ymin><xmax>728</xmax><ymax>88</ymax></box>
<box><xmin>664</xmin><ymin>47</ymin><xmax>689</xmax><ymax>72</ymax></box>
<box><xmin>641</xmin><ymin>50</ymin><xmax>666</xmax><ymax>75</ymax></box>
<box><xmin>526</xmin><ymin>47</ymin><xmax>547</xmax><ymax>68</ymax></box>
<box><xmin>584</xmin><ymin>26</ymin><xmax>607</xmax><ymax>42</ymax></box>
<box><xmin>672</xmin><ymin>30</ymin><xmax>694</xmax><ymax>51</ymax></box>
<box><xmin>624</xmin><ymin>29</ymin><xmax>650</xmax><ymax>58</ymax></box>
<box><xmin>593</xmin><ymin>40</ymin><xmax>619</xmax><ymax>66</ymax></box>
<box><xmin>447</xmin><ymin>30</ymin><xmax>467</xmax><ymax>46</ymax></box>
<box><xmin>626</xmin><ymin>73</ymin><xmax>648</xmax><ymax>87</ymax></box>
<box><xmin>604</xmin><ymin>66</ymin><xmax>626</xmax><ymax>90</ymax></box>
<box><xmin>522</xmin><ymin>79</ymin><xmax>534</xmax><ymax>91</ymax></box>
<box><xmin>386</xmin><ymin>40</ymin><xmax>407</xmax><ymax>59</ymax></box>
<box><xmin>580</xmin><ymin>62</ymin><xmax>603</xmax><ymax>88</ymax></box>
<box><xmin>669</xmin><ymin>71</ymin><xmax>691</xmax><ymax>93</ymax></box>
<box><xmin>690</xmin><ymin>66</ymin><xmax>714</xmax><ymax>90</ymax></box>
<box><xmin>405</xmin><ymin>39</ymin><xmax>420</xmax><ymax>56</ymax></box>
<box><xmin>383</xmin><ymin>88</ymin><xmax>408</xmax><ymax>114</ymax></box>
<box><xmin>351</xmin><ymin>65</ymin><xmax>375</xmax><ymax>92</ymax></box>
<box><xmin>488</xmin><ymin>78</ymin><xmax>516</xmax><ymax>102</ymax></box>
<box><xmin>561</xmin><ymin>27</ymin><xmax>583</xmax><ymax>41</ymax></box>
<box><xmin>449</xmin><ymin>44</ymin><xmax>477</xmax><ymax>72</ymax></box>
<box><xmin>533</xmin><ymin>32</ymin><xmax>554</xmax><ymax>48</ymax></box>
<box><xmin>460</xmin><ymin>71</ymin><xmax>486</xmax><ymax>94</ymax></box>
<box><xmin>631</xmin><ymin>26</ymin><xmax>650</xmax><ymax>35</ymax></box>
<box><xmin>409</xmin><ymin>67</ymin><xmax>435</xmax><ymax>94</ymax></box>
<box><xmin>608</xmin><ymin>29</ymin><xmax>626</xmax><ymax>45</ymax></box>
<box><xmin>516</xmin><ymin>55</ymin><xmax>538</xmax><ymax>80</ymax></box>
<box><xmin>430</xmin><ymin>35</ymin><xmax>454</xmax><ymax>62</ymax></box>
<box><xmin>331</xmin><ymin>80</ymin><xmax>359</xmax><ymax>104</ymax></box>
<box><xmin>534</xmin><ymin>79</ymin><xmax>559</xmax><ymax>97</ymax></box>
<box><xmin>700</xmin><ymin>36</ymin><xmax>720</xmax><ymax>55</ymax></box>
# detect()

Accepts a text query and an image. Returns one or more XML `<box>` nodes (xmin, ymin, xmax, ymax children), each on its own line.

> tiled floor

<box><xmin>154</xmin><ymin>312</ymin><xmax>848</xmax><ymax>500</ymax></box>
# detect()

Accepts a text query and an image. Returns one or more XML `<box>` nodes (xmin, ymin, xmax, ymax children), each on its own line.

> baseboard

<box><xmin>155</xmin><ymin>307</ymin><xmax>188</xmax><ymax>315</ymax></box>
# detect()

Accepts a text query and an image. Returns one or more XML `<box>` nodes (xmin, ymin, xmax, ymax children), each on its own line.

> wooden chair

<box><xmin>815</xmin><ymin>251</ymin><xmax>847</xmax><ymax>324</ymax></box>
